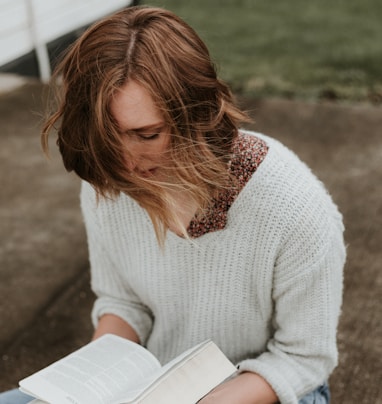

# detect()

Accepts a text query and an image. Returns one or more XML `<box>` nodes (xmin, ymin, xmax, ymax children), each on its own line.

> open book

<box><xmin>19</xmin><ymin>334</ymin><xmax>237</xmax><ymax>404</ymax></box>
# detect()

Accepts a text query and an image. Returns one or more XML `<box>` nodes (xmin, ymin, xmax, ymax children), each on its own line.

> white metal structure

<box><xmin>0</xmin><ymin>0</ymin><xmax>132</xmax><ymax>81</ymax></box>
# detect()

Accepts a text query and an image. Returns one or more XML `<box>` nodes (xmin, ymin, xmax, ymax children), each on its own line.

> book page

<box><xmin>110</xmin><ymin>341</ymin><xmax>210</xmax><ymax>403</ymax></box>
<box><xmin>137</xmin><ymin>340</ymin><xmax>237</xmax><ymax>404</ymax></box>
<box><xmin>114</xmin><ymin>340</ymin><xmax>237</xmax><ymax>404</ymax></box>
<box><xmin>19</xmin><ymin>335</ymin><xmax>161</xmax><ymax>404</ymax></box>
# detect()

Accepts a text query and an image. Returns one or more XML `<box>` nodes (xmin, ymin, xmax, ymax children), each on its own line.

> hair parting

<box><xmin>41</xmin><ymin>5</ymin><xmax>251</xmax><ymax>245</ymax></box>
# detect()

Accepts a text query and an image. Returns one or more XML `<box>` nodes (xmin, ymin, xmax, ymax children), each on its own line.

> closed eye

<box><xmin>138</xmin><ymin>133</ymin><xmax>160</xmax><ymax>140</ymax></box>
<box><xmin>122</xmin><ymin>122</ymin><xmax>166</xmax><ymax>140</ymax></box>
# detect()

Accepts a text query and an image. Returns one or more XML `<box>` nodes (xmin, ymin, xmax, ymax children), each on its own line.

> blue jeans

<box><xmin>0</xmin><ymin>389</ymin><xmax>32</xmax><ymax>404</ymax></box>
<box><xmin>0</xmin><ymin>383</ymin><xmax>330</xmax><ymax>403</ymax></box>
<box><xmin>299</xmin><ymin>382</ymin><xmax>330</xmax><ymax>403</ymax></box>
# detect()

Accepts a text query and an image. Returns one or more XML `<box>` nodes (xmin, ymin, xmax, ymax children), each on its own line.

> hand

<box><xmin>198</xmin><ymin>372</ymin><xmax>278</xmax><ymax>404</ymax></box>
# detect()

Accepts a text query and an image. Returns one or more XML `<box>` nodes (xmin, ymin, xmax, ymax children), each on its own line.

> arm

<box><xmin>236</xmin><ymin>197</ymin><xmax>345</xmax><ymax>403</ymax></box>
<box><xmin>92</xmin><ymin>313</ymin><xmax>140</xmax><ymax>343</ymax></box>
<box><xmin>199</xmin><ymin>372</ymin><xmax>278</xmax><ymax>404</ymax></box>
<box><xmin>201</xmin><ymin>217</ymin><xmax>344</xmax><ymax>404</ymax></box>
<box><xmin>81</xmin><ymin>182</ymin><xmax>153</xmax><ymax>344</ymax></box>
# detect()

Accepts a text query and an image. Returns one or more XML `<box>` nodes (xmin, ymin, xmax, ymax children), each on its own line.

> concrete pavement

<box><xmin>0</xmin><ymin>74</ymin><xmax>91</xmax><ymax>361</ymax></box>
<box><xmin>0</xmin><ymin>74</ymin><xmax>381</xmax><ymax>403</ymax></box>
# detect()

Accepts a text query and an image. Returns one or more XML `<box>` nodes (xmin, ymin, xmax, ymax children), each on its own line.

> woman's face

<box><xmin>110</xmin><ymin>80</ymin><xmax>171</xmax><ymax>179</ymax></box>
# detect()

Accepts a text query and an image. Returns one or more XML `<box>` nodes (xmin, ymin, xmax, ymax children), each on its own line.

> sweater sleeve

<box><xmin>237</xmin><ymin>166</ymin><xmax>346</xmax><ymax>403</ymax></box>
<box><xmin>80</xmin><ymin>182</ymin><xmax>153</xmax><ymax>344</ymax></box>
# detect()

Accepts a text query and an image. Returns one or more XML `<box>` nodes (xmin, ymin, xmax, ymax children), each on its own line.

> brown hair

<box><xmin>42</xmin><ymin>6</ymin><xmax>250</xmax><ymax>243</ymax></box>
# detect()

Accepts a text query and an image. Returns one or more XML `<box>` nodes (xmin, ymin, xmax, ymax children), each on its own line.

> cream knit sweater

<box><xmin>81</xmin><ymin>131</ymin><xmax>345</xmax><ymax>404</ymax></box>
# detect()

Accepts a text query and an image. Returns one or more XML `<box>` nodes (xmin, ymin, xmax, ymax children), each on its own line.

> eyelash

<box><xmin>138</xmin><ymin>133</ymin><xmax>160</xmax><ymax>141</ymax></box>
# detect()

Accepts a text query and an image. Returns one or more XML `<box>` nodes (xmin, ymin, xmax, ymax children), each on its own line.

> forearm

<box><xmin>92</xmin><ymin>313</ymin><xmax>140</xmax><ymax>343</ymax></box>
<box><xmin>199</xmin><ymin>372</ymin><xmax>278</xmax><ymax>404</ymax></box>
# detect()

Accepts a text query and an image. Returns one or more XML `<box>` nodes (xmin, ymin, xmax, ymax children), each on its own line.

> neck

<box><xmin>166</xmin><ymin>189</ymin><xmax>199</xmax><ymax>236</ymax></box>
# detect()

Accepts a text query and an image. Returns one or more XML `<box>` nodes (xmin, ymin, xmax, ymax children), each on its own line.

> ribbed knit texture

<box><xmin>81</xmin><ymin>131</ymin><xmax>345</xmax><ymax>404</ymax></box>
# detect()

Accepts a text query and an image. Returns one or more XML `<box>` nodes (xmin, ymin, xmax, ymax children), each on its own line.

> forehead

<box><xmin>110</xmin><ymin>80</ymin><xmax>163</xmax><ymax>131</ymax></box>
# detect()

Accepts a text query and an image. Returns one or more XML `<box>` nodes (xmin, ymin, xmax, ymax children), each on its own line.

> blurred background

<box><xmin>144</xmin><ymin>0</ymin><xmax>382</xmax><ymax>104</ymax></box>
<box><xmin>0</xmin><ymin>1</ymin><xmax>381</xmax><ymax>403</ymax></box>
<box><xmin>0</xmin><ymin>0</ymin><xmax>139</xmax><ymax>80</ymax></box>
<box><xmin>1</xmin><ymin>0</ymin><xmax>381</xmax><ymax>104</ymax></box>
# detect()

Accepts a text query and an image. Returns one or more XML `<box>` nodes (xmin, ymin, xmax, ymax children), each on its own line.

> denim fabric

<box><xmin>0</xmin><ymin>389</ymin><xmax>32</xmax><ymax>404</ymax></box>
<box><xmin>0</xmin><ymin>382</ymin><xmax>330</xmax><ymax>403</ymax></box>
<box><xmin>298</xmin><ymin>382</ymin><xmax>330</xmax><ymax>404</ymax></box>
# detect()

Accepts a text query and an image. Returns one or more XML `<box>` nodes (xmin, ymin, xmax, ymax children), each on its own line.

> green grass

<box><xmin>143</xmin><ymin>0</ymin><xmax>382</xmax><ymax>104</ymax></box>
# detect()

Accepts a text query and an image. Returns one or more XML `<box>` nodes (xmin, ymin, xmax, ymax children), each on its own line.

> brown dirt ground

<box><xmin>0</xmin><ymin>82</ymin><xmax>381</xmax><ymax>403</ymax></box>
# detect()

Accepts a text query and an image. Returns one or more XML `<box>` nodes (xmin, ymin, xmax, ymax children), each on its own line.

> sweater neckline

<box><xmin>185</xmin><ymin>132</ymin><xmax>268</xmax><ymax>238</ymax></box>
<box><xmin>168</xmin><ymin>131</ymin><xmax>270</xmax><ymax>244</ymax></box>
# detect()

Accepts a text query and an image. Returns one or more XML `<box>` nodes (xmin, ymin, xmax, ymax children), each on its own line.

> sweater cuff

<box><xmin>237</xmin><ymin>358</ymin><xmax>298</xmax><ymax>404</ymax></box>
<box><xmin>91</xmin><ymin>297</ymin><xmax>153</xmax><ymax>346</ymax></box>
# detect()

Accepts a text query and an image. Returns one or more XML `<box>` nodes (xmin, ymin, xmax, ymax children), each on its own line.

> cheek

<box><xmin>162</xmin><ymin>136</ymin><xmax>172</xmax><ymax>153</ymax></box>
<box><xmin>156</xmin><ymin>134</ymin><xmax>171</xmax><ymax>156</ymax></box>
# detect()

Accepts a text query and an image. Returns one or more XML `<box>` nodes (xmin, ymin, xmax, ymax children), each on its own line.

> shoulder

<box><xmin>236</xmin><ymin>132</ymin><xmax>345</xmax><ymax>276</ymax></box>
<box><xmin>80</xmin><ymin>180</ymin><xmax>142</xmax><ymax>225</ymax></box>
<box><xmin>240</xmin><ymin>129</ymin><xmax>313</xmax><ymax>178</ymax></box>
<box><xmin>80</xmin><ymin>180</ymin><xmax>97</xmax><ymax>207</ymax></box>
<box><xmin>237</xmin><ymin>130</ymin><xmax>344</xmax><ymax>236</ymax></box>
<box><xmin>241</xmin><ymin>129</ymin><xmax>329</xmax><ymax>203</ymax></box>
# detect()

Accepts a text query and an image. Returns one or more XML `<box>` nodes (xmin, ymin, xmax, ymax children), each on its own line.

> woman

<box><xmin>0</xmin><ymin>6</ymin><xmax>345</xmax><ymax>404</ymax></box>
